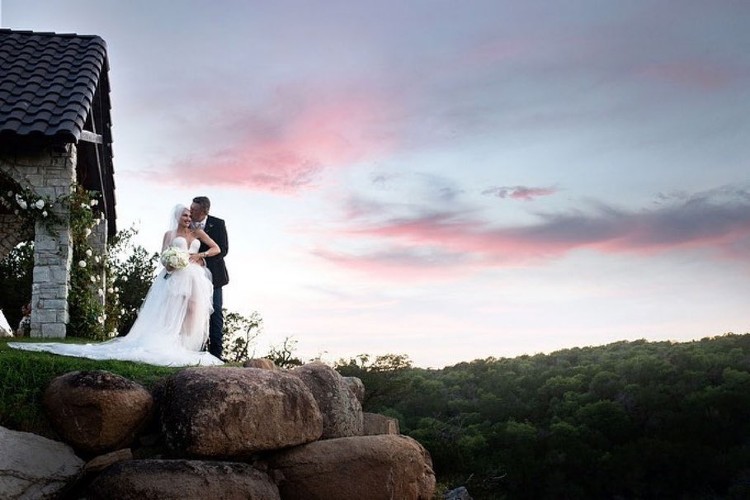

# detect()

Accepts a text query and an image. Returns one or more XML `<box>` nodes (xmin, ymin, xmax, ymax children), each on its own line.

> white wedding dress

<box><xmin>9</xmin><ymin>236</ymin><xmax>223</xmax><ymax>367</ymax></box>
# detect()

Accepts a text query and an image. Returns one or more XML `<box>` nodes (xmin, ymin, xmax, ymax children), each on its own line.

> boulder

<box><xmin>343</xmin><ymin>376</ymin><xmax>365</xmax><ymax>403</ymax></box>
<box><xmin>0</xmin><ymin>425</ymin><xmax>84</xmax><ymax>499</ymax></box>
<box><xmin>363</xmin><ymin>412</ymin><xmax>400</xmax><ymax>435</ymax></box>
<box><xmin>269</xmin><ymin>434</ymin><xmax>436</xmax><ymax>500</ymax></box>
<box><xmin>86</xmin><ymin>459</ymin><xmax>280</xmax><ymax>500</ymax></box>
<box><xmin>42</xmin><ymin>370</ymin><xmax>153</xmax><ymax>454</ymax></box>
<box><xmin>445</xmin><ymin>486</ymin><xmax>474</xmax><ymax>500</ymax></box>
<box><xmin>293</xmin><ymin>362</ymin><xmax>363</xmax><ymax>438</ymax></box>
<box><xmin>243</xmin><ymin>358</ymin><xmax>277</xmax><ymax>370</ymax></box>
<box><xmin>160</xmin><ymin>367</ymin><xmax>322</xmax><ymax>458</ymax></box>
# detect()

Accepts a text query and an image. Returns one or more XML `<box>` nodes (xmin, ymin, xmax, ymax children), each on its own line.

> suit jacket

<box><xmin>199</xmin><ymin>215</ymin><xmax>229</xmax><ymax>288</ymax></box>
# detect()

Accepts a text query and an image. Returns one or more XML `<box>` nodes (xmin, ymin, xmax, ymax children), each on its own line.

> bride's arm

<box><xmin>161</xmin><ymin>231</ymin><xmax>172</xmax><ymax>252</ymax></box>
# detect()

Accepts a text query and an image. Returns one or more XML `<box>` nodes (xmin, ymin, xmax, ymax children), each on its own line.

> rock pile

<box><xmin>0</xmin><ymin>360</ymin><xmax>436</xmax><ymax>499</ymax></box>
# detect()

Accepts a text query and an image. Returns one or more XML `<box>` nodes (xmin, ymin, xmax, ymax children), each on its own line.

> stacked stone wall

<box><xmin>0</xmin><ymin>145</ymin><xmax>76</xmax><ymax>337</ymax></box>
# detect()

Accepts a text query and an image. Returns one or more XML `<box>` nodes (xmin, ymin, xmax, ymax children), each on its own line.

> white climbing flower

<box><xmin>107</xmin><ymin>287</ymin><xmax>114</xmax><ymax>294</ymax></box>
<box><xmin>35</xmin><ymin>199</ymin><xmax>44</xmax><ymax>209</ymax></box>
<box><xmin>78</xmin><ymin>260</ymin><xmax>86</xmax><ymax>268</ymax></box>
<box><xmin>84</xmin><ymin>228</ymin><xmax>92</xmax><ymax>237</ymax></box>
<box><xmin>7</xmin><ymin>191</ymin><xmax>12</xmax><ymax>197</ymax></box>
<box><xmin>90</xmin><ymin>199</ymin><xmax>98</xmax><ymax>207</ymax></box>
<box><xmin>90</xmin><ymin>276</ymin><xmax>96</xmax><ymax>283</ymax></box>
<box><xmin>42</xmin><ymin>211</ymin><xmax>48</xmax><ymax>217</ymax></box>
<box><xmin>80</xmin><ymin>203</ymin><xmax>88</xmax><ymax>209</ymax></box>
<box><xmin>121</xmin><ymin>276</ymin><xmax>128</xmax><ymax>282</ymax></box>
<box><xmin>94</xmin><ymin>256</ymin><xmax>100</xmax><ymax>263</ymax></box>
<box><xmin>85</xmin><ymin>249</ymin><xmax>93</xmax><ymax>257</ymax></box>
<box><xmin>97</xmin><ymin>288</ymin><xmax>104</xmax><ymax>297</ymax></box>
<box><xmin>18</xmin><ymin>199</ymin><xmax>27</xmax><ymax>210</ymax></box>
<box><xmin>114</xmin><ymin>287</ymin><xmax>119</xmax><ymax>293</ymax></box>
<box><xmin>97</xmin><ymin>315</ymin><xmax>105</xmax><ymax>324</ymax></box>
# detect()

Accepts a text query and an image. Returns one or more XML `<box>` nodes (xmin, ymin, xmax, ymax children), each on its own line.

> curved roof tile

<box><xmin>0</xmin><ymin>29</ymin><xmax>109</xmax><ymax>142</ymax></box>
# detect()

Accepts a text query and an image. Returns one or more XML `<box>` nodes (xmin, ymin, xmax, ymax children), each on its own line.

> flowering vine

<box><xmin>0</xmin><ymin>187</ymin><xmax>62</xmax><ymax>234</ymax></box>
<box><xmin>68</xmin><ymin>185</ymin><xmax>123</xmax><ymax>340</ymax></box>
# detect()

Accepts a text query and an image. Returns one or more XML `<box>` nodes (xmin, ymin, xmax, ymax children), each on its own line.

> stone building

<box><xmin>0</xmin><ymin>29</ymin><xmax>116</xmax><ymax>337</ymax></box>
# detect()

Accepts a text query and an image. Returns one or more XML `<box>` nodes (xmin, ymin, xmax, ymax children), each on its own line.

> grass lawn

<box><xmin>0</xmin><ymin>338</ymin><xmax>186</xmax><ymax>438</ymax></box>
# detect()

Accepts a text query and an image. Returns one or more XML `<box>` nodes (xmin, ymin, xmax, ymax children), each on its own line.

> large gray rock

<box><xmin>86</xmin><ymin>459</ymin><xmax>280</xmax><ymax>499</ymax></box>
<box><xmin>161</xmin><ymin>367</ymin><xmax>322</xmax><ymax>458</ymax></box>
<box><xmin>445</xmin><ymin>486</ymin><xmax>473</xmax><ymax>500</ymax></box>
<box><xmin>42</xmin><ymin>370</ymin><xmax>153</xmax><ymax>454</ymax></box>
<box><xmin>0</xmin><ymin>425</ymin><xmax>84</xmax><ymax>499</ymax></box>
<box><xmin>269</xmin><ymin>434</ymin><xmax>436</xmax><ymax>500</ymax></box>
<box><xmin>343</xmin><ymin>376</ymin><xmax>365</xmax><ymax>403</ymax></box>
<box><xmin>293</xmin><ymin>362</ymin><xmax>363</xmax><ymax>438</ymax></box>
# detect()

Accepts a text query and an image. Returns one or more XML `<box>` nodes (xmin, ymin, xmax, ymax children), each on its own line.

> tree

<box><xmin>267</xmin><ymin>336</ymin><xmax>303</xmax><ymax>368</ymax></box>
<box><xmin>105</xmin><ymin>225</ymin><xmax>159</xmax><ymax>335</ymax></box>
<box><xmin>222</xmin><ymin>309</ymin><xmax>263</xmax><ymax>363</ymax></box>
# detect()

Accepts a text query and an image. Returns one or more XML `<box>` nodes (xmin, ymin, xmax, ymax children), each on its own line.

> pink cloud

<box><xmin>482</xmin><ymin>185</ymin><xmax>558</xmax><ymax>201</ymax></box>
<box><xmin>318</xmin><ymin>190</ymin><xmax>750</xmax><ymax>278</ymax></box>
<box><xmin>154</xmin><ymin>88</ymin><xmax>396</xmax><ymax>193</ymax></box>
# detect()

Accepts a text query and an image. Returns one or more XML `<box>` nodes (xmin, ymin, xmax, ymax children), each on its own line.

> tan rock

<box><xmin>293</xmin><ymin>362</ymin><xmax>363</xmax><ymax>438</ymax></box>
<box><xmin>43</xmin><ymin>370</ymin><xmax>153</xmax><ymax>454</ymax></box>
<box><xmin>269</xmin><ymin>434</ymin><xmax>436</xmax><ymax>500</ymax></box>
<box><xmin>243</xmin><ymin>358</ymin><xmax>277</xmax><ymax>370</ymax></box>
<box><xmin>83</xmin><ymin>448</ymin><xmax>133</xmax><ymax>475</ymax></box>
<box><xmin>86</xmin><ymin>459</ymin><xmax>280</xmax><ymax>500</ymax></box>
<box><xmin>161</xmin><ymin>367</ymin><xmax>322</xmax><ymax>458</ymax></box>
<box><xmin>363</xmin><ymin>412</ymin><xmax>400</xmax><ymax>435</ymax></box>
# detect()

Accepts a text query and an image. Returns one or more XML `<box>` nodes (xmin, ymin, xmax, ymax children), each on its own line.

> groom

<box><xmin>191</xmin><ymin>196</ymin><xmax>229</xmax><ymax>359</ymax></box>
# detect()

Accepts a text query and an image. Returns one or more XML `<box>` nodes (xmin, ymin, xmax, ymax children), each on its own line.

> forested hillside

<box><xmin>336</xmin><ymin>334</ymin><xmax>750</xmax><ymax>499</ymax></box>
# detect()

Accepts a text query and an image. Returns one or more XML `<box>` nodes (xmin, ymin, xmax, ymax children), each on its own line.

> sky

<box><xmin>2</xmin><ymin>1</ymin><xmax>749</xmax><ymax>368</ymax></box>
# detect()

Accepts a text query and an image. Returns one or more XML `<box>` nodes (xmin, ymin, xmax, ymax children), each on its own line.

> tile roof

<box><xmin>0</xmin><ymin>29</ymin><xmax>109</xmax><ymax>142</ymax></box>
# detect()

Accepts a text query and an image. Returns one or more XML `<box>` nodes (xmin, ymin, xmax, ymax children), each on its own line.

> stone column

<box><xmin>30</xmin><ymin>145</ymin><xmax>76</xmax><ymax>338</ymax></box>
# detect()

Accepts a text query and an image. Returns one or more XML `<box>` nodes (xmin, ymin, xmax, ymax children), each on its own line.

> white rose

<box><xmin>42</xmin><ymin>211</ymin><xmax>48</xmax><ymax>217</ymax></box>
<box><xmin>121</xmin><ymin>308</ymin><xmax>126</xmax><ymax>315</ymax></box>
<box><xmin>35</xmin><ymin>199</ymin><xmax>44</xmax><ymax>209</ymax></box>
<box><xmin>18</xmin><ymin>200</ymin><xmax>27</xmax><ymax>209</ymax></box>
<box><xmin>97</xmin><ymin>289</ymin><xmax>104</xmax><ymax>297</ymax></box>
<box><xmin>84</xmin><ymin>228</ymin><xmax>92</xmax><ymax>237</ymax></box>
<box><xmin>90</xmin><ymin>276</ymin><xmax>96</xmax><ymax>283</ymax></box>
<box><xmin>97</xmin><ymin>315</ymin><xmax>105</xmax><ymax>324</ymax></box>
<box><xmin>85</xmin><ymin>249</ymin><xmax>93</xmax><ymax>257</ymax></box>
<box><xmin>78</xmin><ymin>260</ymin><xmax>86</xmax><ymax>268</ymax></box>
<box><xmin>114</xmin><ymin>287</ymin><xmax>120</xmax><ymax>292</ymax></box>
<box><xmin>80</xmin><ymin>203</ymin><xmax>88</xmax><ymax>209</ymax></box>
<box><xmin>90</xmin><ymin>199</ymin><xmax>98</xmax><ymax>207</ymax></box>
<box><xmin>107</xmin><ymin>288</ymin><xmax>114</xmax><ymax>293</ymax></box>
<box><xmin>122</xmin><ymin>276</ymin><xmax>128</xmax><ymax>282</ymax></box>
<box><xmin>94</xmin><ymin>256</ymin><xmax>100</xmax><ymax>263</ymax></box>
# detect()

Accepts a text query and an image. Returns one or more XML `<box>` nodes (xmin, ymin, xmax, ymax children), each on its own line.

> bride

<box><xmin>9</xmin><ymin>205</ymin><xmax>224</xmax><ymax>367</ymax></box>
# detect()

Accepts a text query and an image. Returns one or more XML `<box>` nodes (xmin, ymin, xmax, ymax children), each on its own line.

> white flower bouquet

<box><xmin>160</xmin><ymin>247</ymin><xmax>189</xmax><ymax>272</ymax></box>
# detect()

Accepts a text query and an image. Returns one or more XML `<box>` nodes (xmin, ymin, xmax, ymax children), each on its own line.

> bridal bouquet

<box><xmin>160</xmin><ymin>247</ymin><xmax>189</xmax><ymax>273</ymax></box>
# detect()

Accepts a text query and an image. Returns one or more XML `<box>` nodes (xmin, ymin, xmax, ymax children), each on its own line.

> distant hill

<box><xmin>337</xmin><ymin>334</ymin><xmax>750</xmax><ymax>499</ymax></box>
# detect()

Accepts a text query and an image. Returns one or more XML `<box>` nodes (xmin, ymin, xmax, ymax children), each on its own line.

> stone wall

<box><xmin>0</xmin><ymin>144</ymin><xmax>76</xmax><ymax>338</ymax></box>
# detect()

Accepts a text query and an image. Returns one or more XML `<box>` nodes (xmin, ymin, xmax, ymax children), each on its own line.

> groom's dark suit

<box><xmin>198</xmin><ymin>215</ymin><xmax>229</xmax><ymax>358</ymax></box>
